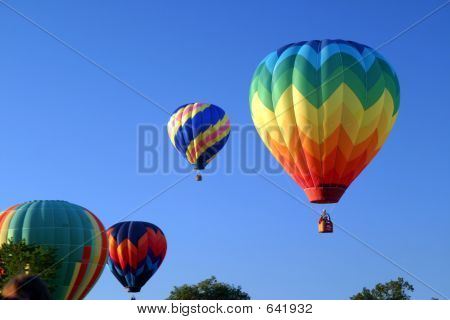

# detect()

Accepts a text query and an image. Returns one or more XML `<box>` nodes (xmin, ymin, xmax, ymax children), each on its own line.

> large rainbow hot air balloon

<box><xmin>106</xmin><ymin>221</ymin><xmax>167</xmax><ymax>294</ymax></box>
<box><xmin>0</xmin><ymin>200</ymin><xmax>107</xmax><ymax>299</ymax></box>
<box><xmin>167</xmin><ymin>103</ymin><xmax>231</xmax><ymax>180</ymax></box>
<box><xmin>250</xmin><ymin>40</ymin><xmax>400</xmax><ymax>203</ymax></box>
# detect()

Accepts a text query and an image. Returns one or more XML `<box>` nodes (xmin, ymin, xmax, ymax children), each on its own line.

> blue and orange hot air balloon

<box><xmin>167</xmin><ymin>103</ymin><xmax>231</xmax><ymax>181</ymax></box>
<box><xmin>106</xmin><ymin>221</ymin><xmax>167</xmax><ymax>295</ymax></box>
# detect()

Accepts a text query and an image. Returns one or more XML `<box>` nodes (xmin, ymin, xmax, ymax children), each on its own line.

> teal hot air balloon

<box><xmin>167</xmin><ymin>103</ymin><xmax>231</xmax><ymax>181</ymax></box>
<box><xmin>0</xmin><ymin>200</ymin><xmax>107</xmax><ymax>299</ymax></box>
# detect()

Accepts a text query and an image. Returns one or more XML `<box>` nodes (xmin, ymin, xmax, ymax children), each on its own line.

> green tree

<box><xmin>0</xmin><ymin>240</ymin><xmax>59</xmax><ymax>293</ymax></box>
<box><xmin>167</xmin><ymin>276</ymin><xmax>250</xmax><ymax>300</ymax></box>
<box><xmin>350</xmin><ymin>277</ymin><xmax>414</xmax><ymax>300</ymax></box>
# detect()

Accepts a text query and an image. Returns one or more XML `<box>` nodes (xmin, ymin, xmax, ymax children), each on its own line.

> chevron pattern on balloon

<box><xmin>106</xmin><ymin>221</ymin><xmax>167</xmax><ymax>293</ymax></box>
<box><xmin>250</xmin><ymin>40</ymin><xmax>400</xmax><ymax>203</ymax></box>
<box><xmin>108</xmin><ymin>229</ymin><xmax>166</xmax><ymax>271</ymax></box>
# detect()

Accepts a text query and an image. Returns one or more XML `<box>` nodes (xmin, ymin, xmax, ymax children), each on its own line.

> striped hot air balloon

<box><xmin>167</xmin><ymin>103</ymin><xmax>231</xmax><ymax>180</ymax></box>
<box><xmin>250</xmin><ymin>40</ymin><xmax>400</xmax><ymax>203</ymax></box>
<box><xmin>0</xmin><ymin>200</ymin><xmax>107</xmax><ymax>299</ymax></box>
<box><xmin>106</xmin><ymin>221</ymin><xmax>167</xmax><ymax>294</ymax></box>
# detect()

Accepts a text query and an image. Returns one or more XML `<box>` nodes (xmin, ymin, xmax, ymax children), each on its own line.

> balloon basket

<box><xmin>318</xmin><ymin>220</ymin><xmax>333</xmax><ymax>233</ymax></box>
<box><xmin>196</xmin><ymin>174</ymin><xmax>202</xmax><ymax>181</ymax></box>
<box><xmin>318</xmin><ymin>210</ymin><xmax>333</xmax><ymax>233</ymax></box>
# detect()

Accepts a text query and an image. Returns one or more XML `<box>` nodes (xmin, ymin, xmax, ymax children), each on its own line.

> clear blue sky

<box><xmin>0</xmin><ymin>0</ymin><xmax>449</xmax><ymax>299</ymax></box>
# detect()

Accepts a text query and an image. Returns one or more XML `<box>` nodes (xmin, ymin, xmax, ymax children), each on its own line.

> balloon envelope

<box><xmin>250</xmin><ymin>39</ymin><xmax>400</xmax><ymax>203</ymax></box>
<box><xmin>106</xmin><ymin>221</ymin><xmax>167</xmax><ymax>293</ymax></box>
<box><xmin>168</xmin><ymin>103</ymin><xmax>231</xmax><ymax>170</ymax></box>
<box><xmin>0</xmin><ymin>200</ymin><xmax>107</xmax><ymax>299</ymax></box>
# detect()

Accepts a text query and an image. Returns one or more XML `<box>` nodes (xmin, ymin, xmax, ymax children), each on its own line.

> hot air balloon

<box><xmin>0</xmin><ymin>200</ymin><xmax>107</xmax><ymax>299</ymax></box>
<box><xmin>106</xmin><ymin>221</ymin><xmax>167</xmax><ymax>296</ymax></box>
<box><xmin>168</xmin><ymin>103</ymin><xmax>231</xmax><ymax>181</ymax></box>
<box><xmin>250</xmin><ymin>40</ymin><xmax>400</xmax><ymax>218</ymax></box>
